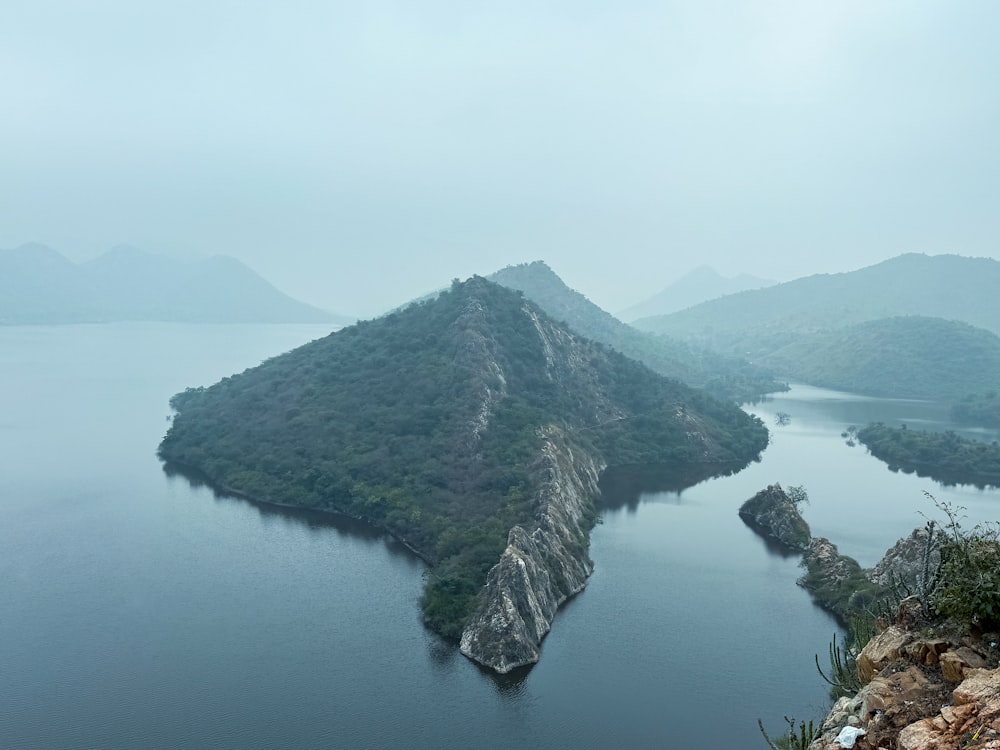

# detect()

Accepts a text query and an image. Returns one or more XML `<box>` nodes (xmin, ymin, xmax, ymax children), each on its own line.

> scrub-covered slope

<box><xmin>160</xmin><ymin>276</ymin><xmax>767</xmax><ymax>671</ymax></box>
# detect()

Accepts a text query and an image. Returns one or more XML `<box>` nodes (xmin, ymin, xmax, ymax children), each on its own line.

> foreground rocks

<box><xmin>808</xmin><ymin>599</ymin><xmax>1000</xmax><ymax>750</ymax></box>
<box><xmin>459</xmin><ymin>425</ymin><xmax>603</xmax><ymax>674</ymax></box>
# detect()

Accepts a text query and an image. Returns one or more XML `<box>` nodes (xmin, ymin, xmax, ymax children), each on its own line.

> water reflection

<box><xmin>757</xmin><ymin>384</ymin><xmax>1000</xmax><ymax>443</ymax></box>
<box><xmin>598</xmin><ymin>461</ymin><xmax>748</xmax><ymax>512</ymax></box>
<box><xmin>162</xmin><ymin>462</ymin><xmax>419</xmax><ymax>560</ymax></box>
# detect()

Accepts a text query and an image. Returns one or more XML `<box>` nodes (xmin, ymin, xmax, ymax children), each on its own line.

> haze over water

<box><xmin>2</xmin><ymin>324</ymin><xmax>998</xmax><ymax>748</ymax></box>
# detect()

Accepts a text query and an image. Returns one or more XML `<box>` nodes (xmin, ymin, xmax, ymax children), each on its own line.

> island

<box><xmin>159</xmin><ymin>276</ymin><xmax>768</xmax><ymax>672</ymax></box>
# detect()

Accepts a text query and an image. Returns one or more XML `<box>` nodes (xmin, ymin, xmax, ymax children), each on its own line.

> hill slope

<box><xmin>159</xmin><ymin>276</ymin><xmax>768</xmax><ymax>671</ymax></box>
<box><xmin>618</xmin><ymin>265</ymin><xmax>775</xmax><ymax>321</ymax></box>
<box><xmin>758</xmin><ymin>316</ymin><xmax>1000</xmax><ymax>400</ymax></box>
<box><xmin>633</xmin><ymin>254</ymin><xmax>1000</xmax><ymax>354</ymax></box>
<box><xmin>0</xmin><ymin>243</ymin><xmax>346</xmax><ymax>324</ymax></box>
<box><xmin>487</xmin><ymin>261</ymin><xmax>785</xmax><ymax>402</ymax></box>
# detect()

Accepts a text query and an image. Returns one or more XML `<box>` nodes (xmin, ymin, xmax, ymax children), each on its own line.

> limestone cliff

<box><xmin>739</xmin><ymin>483</ymin><xmax>811</xmax><ymax>552</ymax></box>
<box><xmin>460</xmin><ymin>425</ymin><xmax>602</xmax><ymax>673</ymax></box>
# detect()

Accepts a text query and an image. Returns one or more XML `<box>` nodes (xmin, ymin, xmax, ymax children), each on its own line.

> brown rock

<box><xmin>954</xmin><ymin>667</ymin><xmax>1000</xmax><ymax>706</ymax></box>
<box><xmin>858</xmin><ymin>625</ymin><xmax>911</xmax><ymax>684</ymax></box>
<box><xmin>940</xmin><ymin>703</ymin><xmax>976</xmax><ymax>725</ymax></box>
<box><xmin>907</xmin><ymin>639</ymin><xmax>951</xmax><ymax>666</ymax></box>
<box><xmin>896</xmin><ymin>719</ymin><xmax>942</xmax><ymax>749</ymax></box>
<box><xmin>941</xmin><ymin>648</ymin><xmax>989</xmax><ymax>683</ymax></box>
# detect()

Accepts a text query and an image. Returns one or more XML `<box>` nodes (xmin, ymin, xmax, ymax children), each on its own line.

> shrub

<box><xmin>927</xmin><ymin>495</ymin><xmax>1000</xmax><ymax>629</ymax></box>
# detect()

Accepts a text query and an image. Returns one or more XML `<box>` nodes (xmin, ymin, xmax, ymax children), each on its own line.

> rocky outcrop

<box><xmin>459</xmin><ymin>425</ymin><xmax>604</xmax><ymax>674</ymax></box>
<box><xmin>808</xmin><ymin>599</ymin><xmax>1000</xmax><ymax>750</ymax></box>
<box><xmin>739</xmin><ymin>483</ymin><xmax>811</xmax><ymax>552</ymax></box>
<box><xmin>799</xmin><ymin>537</ymin><xmax>881</xmax><ymax>622</ymax></box>
<box><xmin>868</xmin><ymin>524</ymin><xmax>941</xmax><ymax>595</ymax></box>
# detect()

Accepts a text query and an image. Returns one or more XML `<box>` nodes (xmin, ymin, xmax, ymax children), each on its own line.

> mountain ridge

<box><xmin>0</xmin><ymin>243</ymin><xmax>350</xmax><ymax>324</ymax></box>
<box><xmin>632</xmin><ymin>254</ymin><xmax>1000</xmax><ymax>353</ymax></box>
<box><xmin>618</xmin><ymin>265</ymin><xmax>775</xmax><ymax>321</ymax></box>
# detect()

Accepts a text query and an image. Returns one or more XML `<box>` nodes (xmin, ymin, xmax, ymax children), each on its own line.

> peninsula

<box><xmin>159</xmin><ymin>276</ymin><xmax>768</xmax><ymax>672</ymax></box>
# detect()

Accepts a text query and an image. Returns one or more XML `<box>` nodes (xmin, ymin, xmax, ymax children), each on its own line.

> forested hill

<box><xmin>159</xmin><ymin>276</ymin><xmax>768</xmax><ymax>641</ymax></box>
<box><xmin>757</xmin><ymin>316</ymin><xmax>1000</xmax><ymax>400</ymax></box>
<box><xmin>0</xmin><ymin>243</ymin><xmax>346</xmax><ymax>324</ymax></box>
<box><xmin>487</xmin><ymin>261</ymin><xmax>785</xmax><ymax>402</ymax></box>
<box><xmin>632</xmin><ymin>253</ymin><xmax>1000</xmax><ymax>353</ymax></box>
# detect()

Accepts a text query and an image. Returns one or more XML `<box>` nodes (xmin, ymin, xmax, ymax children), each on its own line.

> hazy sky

<box><xmin>2</xmin><ymin>1</ymin><xmax>998</xmax><ymax>317</ymax></box>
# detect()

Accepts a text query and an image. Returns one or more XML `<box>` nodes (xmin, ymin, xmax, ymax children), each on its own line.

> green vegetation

<box><xmin>798</xmin><ymin>550</ymin><xmax>886</xmax><ymax>623</ymax></box>
<box><xmin>858</xmin><ymin>423</ymin><xmax>1000</xmax><ymax>489</ymax></box>
<box><xmin>930</xmin><ymin>498</ymin><xmax>1000</xmax><ymax>629</ymax></box>
<box><xmin>757</xmin><ymin>716</ymin><xmax>818</xmax><ymax>750</ymax></box>
<box><xmin>952</xmin><ymin>390</ymin><xmax>1000</xmax><ymax>428</ymax></box>
<box><xmin>759</xmin><ymin>316</ymin><xmax>1000</xmax><ymax>400</ymax></box>
<box><xmin>635</xmin><ymin>253</ymin><xmax>1000</xmax><ymax>351</ymax></box>
<box><xmin>488</xmin><ymin>261</ymin><xmax>787</xmax><ymax>403</ymax></box>
<box><xmin>160</xmin><ymin>276</ymin><xmax>768</xmax><ymax>640</ymax></box>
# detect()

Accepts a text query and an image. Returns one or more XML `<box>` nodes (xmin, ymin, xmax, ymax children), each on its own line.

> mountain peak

<box><xmin>619</xmin><ymin>266</ymin><xmax>776</xmax><ymax>322</ymax></box>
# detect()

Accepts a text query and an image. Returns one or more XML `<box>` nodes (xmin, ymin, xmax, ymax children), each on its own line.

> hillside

<box><xmin>159</xmin><ymin>276</ymin><xmax>768</xmax><ymax>671</ymax></box>
<box><xmin>633</xmin><ymin>253</ymin><xmax>1000</xmax><ymax>355</ymax></box>
<box><xmin>617</xmin><ymin>265</ymin><xmax>774</xmax><ymax>322</ymax></box>
<box><xmin>857</xmin><ymin>422</ymin><xmax>1000</xmax><ymax>489</ymax></box>
<box><xmin>487</xmin><ymin>261</ymin><xmax>785</xmax><ymax>402</ymax></box>
<box><xmin>757</xmin><ymin>316</ymin><xmax>1000</xmax><ymax>400</ymax></box>
<box><xmin>0</xmin><ymin>243</ymin><xmax>347</xmax><ymax>324</ymax></box>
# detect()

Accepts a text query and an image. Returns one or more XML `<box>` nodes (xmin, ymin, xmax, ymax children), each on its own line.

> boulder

<box><xmin>941</xmin><ymin>647</ymin><xmax>988</xmax><ymax>683</ymax></box>
<box><xmin>857</xmin><ymin>625</ymin><xmax>911</xmax><ymax>684</ymax></box>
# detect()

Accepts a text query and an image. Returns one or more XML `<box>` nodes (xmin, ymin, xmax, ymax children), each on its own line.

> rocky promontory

<box><xmin>460</xmin><ymin>425</ymin><xmax>602</xmax><ymax>673</ymax></box>
<box><xmin>738</xmin><ymin>483</ymin><xmax>811</xmax><ymax>552</ymax></box>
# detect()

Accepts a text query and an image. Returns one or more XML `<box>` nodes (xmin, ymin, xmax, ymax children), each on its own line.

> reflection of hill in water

<box><xmin>162</xmin><ymin>462</ymin><xmax>417</xmax><ymax>560</ymax></box>
<box><xmin>598</xmin><ymin>461</ymin><xmax>745</xmax><ymax>512</ymax></box>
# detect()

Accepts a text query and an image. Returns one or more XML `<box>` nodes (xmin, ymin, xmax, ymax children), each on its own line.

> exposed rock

<box><xmin>459</xmin><ymin>425</ymin><xmax>602</xmax><ymax>673</ymax></box>
<box><xmin>739</xmin><ymin>483</ymin><xmax>811</xmax><ymax>552</ymax></box>
<box><xmin>868</xmin><ymin>524</ymin><xmax>941</xmax><ymax>596</ymax></box>
<box><xmin>857</xmin><ymin>625</ymin><xmax>911</xmax><ymax>684</ymax></box>
<box><xmin>808</xmin><ymin>596</ymin><xmax>1000</xmax><ymax>750</ymax></box>
<box><xmin>940</xmin><ymin>647</ymin><xmax>988</xmax><ymax>682</ymax></box>
<box><xmin>905</xmin><ymin>638</ymin><xmax>950</xmax><ymax>666</ymax></box>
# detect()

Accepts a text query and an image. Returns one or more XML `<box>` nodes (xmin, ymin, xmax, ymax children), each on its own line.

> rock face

<box><xmin>868</xmin><ymin>524</ymin><xmax>941</xmax><ymax>594</ymax></box>
<box><xmin>808</xmin><ymin>599</ymin><xmax>1000</xmax><ymax>750</ymax></box>
<box><xmin>460</xmin><ymin>425</ymin><xmax>603</xmax><ymax>673</ymax></box>
<box><xmin>738</xmin><ymin>483</ymin><xmax>811</xmax><ymax>552</ymax></box>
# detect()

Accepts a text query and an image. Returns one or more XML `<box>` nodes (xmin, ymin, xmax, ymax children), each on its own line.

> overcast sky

<box><xmin>2</xmin><ymin>1</ymin><xmax>998</xmax><ymax>317</ymax></box>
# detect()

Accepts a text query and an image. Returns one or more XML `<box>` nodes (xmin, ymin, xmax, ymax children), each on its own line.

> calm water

<box><xmin>2</xmin><ymin>325</ymin><xmax>998</xmax><ymax>749</ymax></box>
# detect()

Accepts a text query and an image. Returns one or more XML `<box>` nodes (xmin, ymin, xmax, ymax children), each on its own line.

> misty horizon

<box><xmin>1</xmin><ymin>2</ymin><xmax>997</xmax><ymax>318</ymax></box>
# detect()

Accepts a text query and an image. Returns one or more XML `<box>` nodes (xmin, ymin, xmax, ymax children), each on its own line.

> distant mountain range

<box><xmin>0</xmin><ymin>243</ymin><xmax>350</xmax><ymax>324</ymax></box>
<box><xmin>618</xmin><ymin>266</ymin><xmax>775</xmax><ymax>322</ymax></box>
<box><xmin>627</xmin><ymin>253</ymin><xmax>1000</xmax><ymax>403</ymax></box>
<box><xmin>633</xmin><ymin>253</ymin><xmax>1000</xmax><ymax>353</ymax></box>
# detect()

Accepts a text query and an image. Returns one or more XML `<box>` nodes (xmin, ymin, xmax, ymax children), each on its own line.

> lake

<box><xmin>2</xmin><ymin>324</ymin><xmax>997</xmax><ymax>749</ymax></box>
